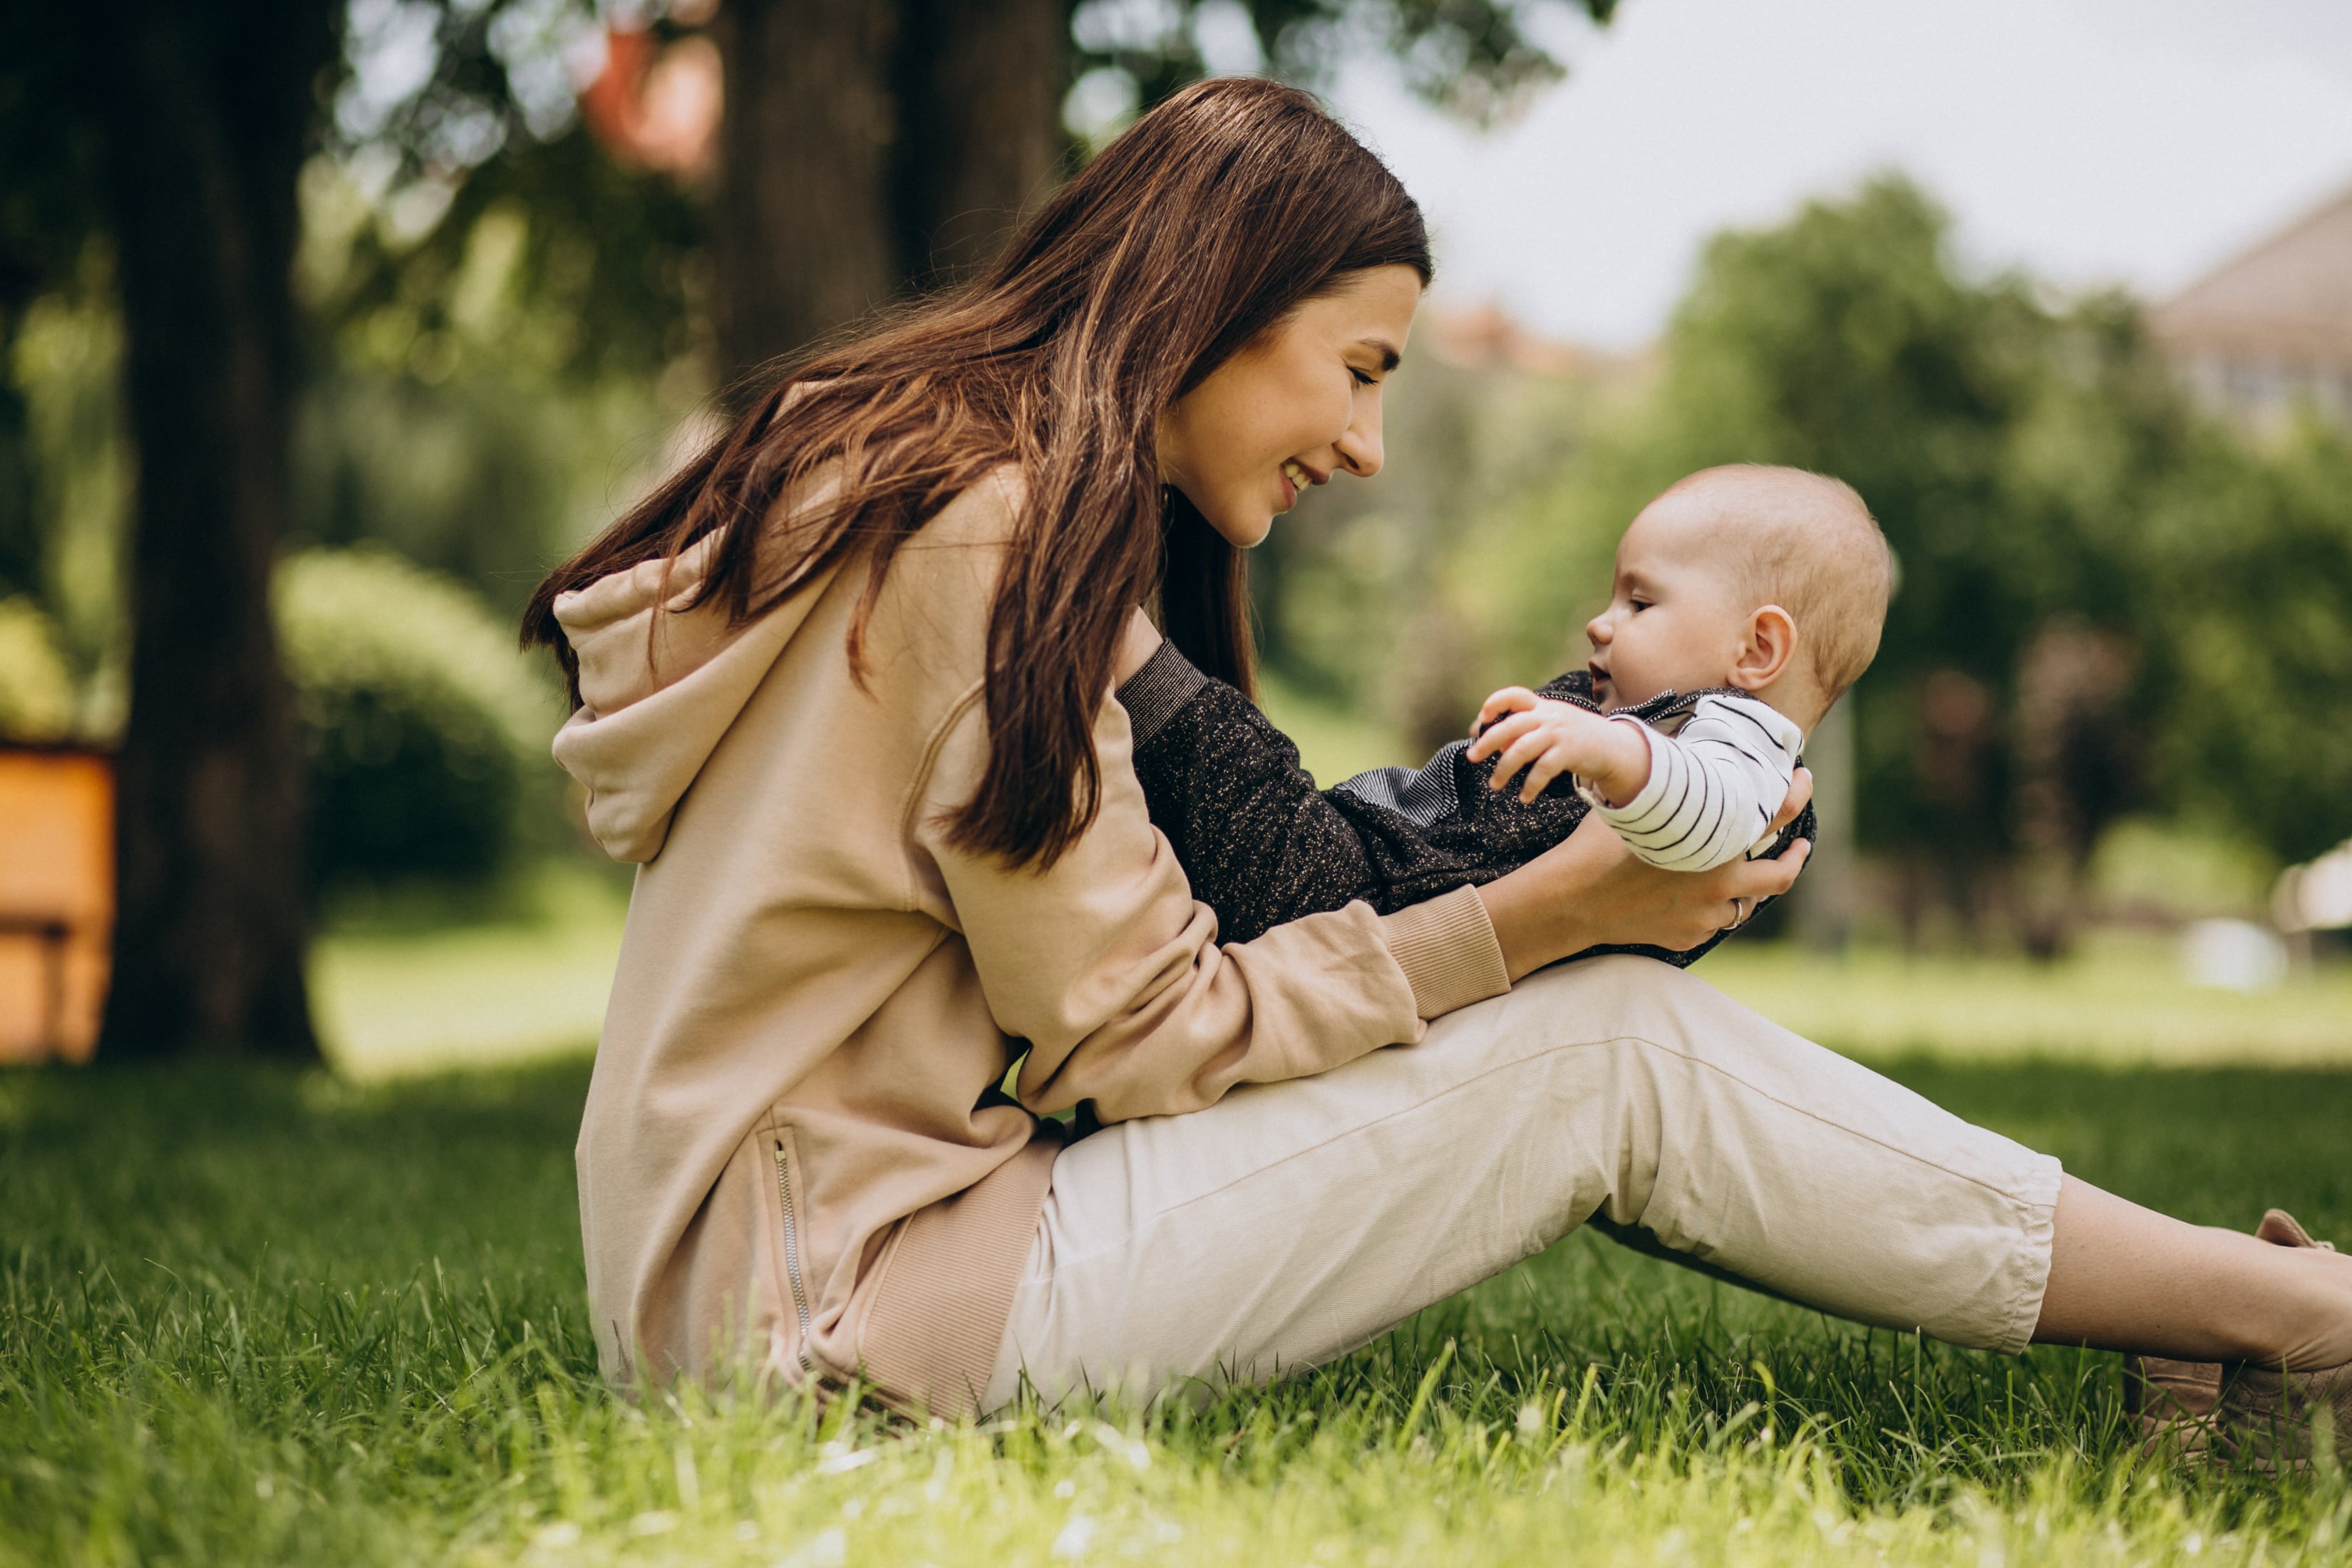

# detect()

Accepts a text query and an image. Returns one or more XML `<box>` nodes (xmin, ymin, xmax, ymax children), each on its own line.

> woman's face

<box><xmin>1157</xmin><ymin>264</ymin><xmax>1422</xmax><ymax>548</ymax></box>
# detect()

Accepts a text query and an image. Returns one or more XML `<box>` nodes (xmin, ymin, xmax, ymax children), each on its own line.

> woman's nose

<box><xmin>1335</xmin><ymin>406</ymin><xmax>1384</xmax><ymax>478</ymax></box>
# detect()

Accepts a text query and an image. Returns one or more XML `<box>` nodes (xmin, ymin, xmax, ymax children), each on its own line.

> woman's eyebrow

<box><xmin>1356</xmin><ymin>337</ymin><xmax>1402</xmax><ymax>371</ymax></box>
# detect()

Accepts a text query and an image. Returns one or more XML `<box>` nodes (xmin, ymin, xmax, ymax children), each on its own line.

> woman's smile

<box><xmin>1279</xmin><ymin>459</ymin><xmax>1319</xmax><ymax>511</ymax></box>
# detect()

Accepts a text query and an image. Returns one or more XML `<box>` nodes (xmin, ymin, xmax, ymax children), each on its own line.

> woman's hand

<box><xmin>1477</xmin><ymin>768</ymin><xmax>1814</xmax><ymax>981</ymax></box>
<box><xmin>1113</xmin><ymin>608</ymin><xmax>1163</xmax><ymax>686</ymax></box>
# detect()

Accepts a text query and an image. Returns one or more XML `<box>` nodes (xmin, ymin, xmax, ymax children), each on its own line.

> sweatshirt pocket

<box><xmin>763</xmin><ymin>1125</ymin><xmax>815</xmax><ymax>1376</ymax></box>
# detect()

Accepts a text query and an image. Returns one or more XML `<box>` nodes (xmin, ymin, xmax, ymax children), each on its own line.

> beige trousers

<box><xmin>983</xmin><ymin>955</ymin><xmax>2061</xmax><ymax>1410</ymax></box>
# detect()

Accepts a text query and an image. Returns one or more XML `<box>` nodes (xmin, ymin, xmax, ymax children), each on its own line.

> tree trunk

<box><xmin>96</xmin><ymin>0</ymin><xmax>333</xmax><ymax>1061</ymax></box>
<box><xmin>709</xmin><ymin>0</ymin><xmax>1066</xmax><ymax>383</ymax></box>
<box><xmin>891</xmin><ymin>0</ymin><xmax>1066</xmax><ymax>287</ymax></box>
<box><xmin>711</xmin><ymin>0</ymin><xmax>902</xmax><ymax>383</ymax></box>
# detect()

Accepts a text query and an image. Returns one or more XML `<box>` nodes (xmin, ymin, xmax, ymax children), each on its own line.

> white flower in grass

<box><xmin>776</xmin><ymin>1526</ymin><xmax>847</xmax><ymax>1568</ymax></box>
<box><xmin>1051</xmin><ymin>1513</ymin><xmax>1098</xmax><ymax>1559</ymax></box>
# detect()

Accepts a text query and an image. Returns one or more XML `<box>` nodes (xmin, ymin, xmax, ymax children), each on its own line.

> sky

<box><xmin>1324</xmin><ymin>0</ymin><xmax>2352</xmax><ymax>350</ymax></box>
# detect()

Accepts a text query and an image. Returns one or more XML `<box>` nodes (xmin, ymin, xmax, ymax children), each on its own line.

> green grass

<box><xmin>5</xmin><ymin>1051</ymin><xmax>2351</xmax><ymax>1565</ymax></box>
<box><xmin>1704</xmin><ymin>933</ymin><xmax>2352</xmax><ymax>1069</ymax></box>
<box><xmin>309</xmin><ymin>892</ymin><xmax>2352</xmax><ymax>1082</ymax></box>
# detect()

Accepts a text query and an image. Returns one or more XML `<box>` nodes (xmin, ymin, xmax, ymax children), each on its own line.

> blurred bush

<box><xmin>0</xmin><ymin>595</ymin><xmax>75</xmax><ymax>741</ymax></box>
<box><xmin>276</xmin><ymin>547</ymin><xmax>559</xmax><ymax>897</ymax></box>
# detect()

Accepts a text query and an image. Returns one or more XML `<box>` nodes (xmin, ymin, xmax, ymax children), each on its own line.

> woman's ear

<box><xmin>1730</xmin><ymin>605</ymin><xmax>1797</xmax><ymax>691</ymax></box>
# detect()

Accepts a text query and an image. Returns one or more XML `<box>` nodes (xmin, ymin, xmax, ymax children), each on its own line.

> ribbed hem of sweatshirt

<box><xmin>1115</xmin><ymin>639</ymin><xmax>1207</xmax><ymax>748</ymax></box>
<box><xmin>852</xmin><ymin>1138</ymin><xmax>1061</xmax><ymax>1420</ymax></box>
<box><xmin>1379</xmin><ymin>884</ymin><xmax>1512</xmax><ymax>1020</ymax></box>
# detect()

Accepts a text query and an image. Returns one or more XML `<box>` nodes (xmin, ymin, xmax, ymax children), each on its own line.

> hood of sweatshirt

<box><xmin>550</xmin><ymin>531</ymin><xmax>842</xmax><ymax>864</ymax></box>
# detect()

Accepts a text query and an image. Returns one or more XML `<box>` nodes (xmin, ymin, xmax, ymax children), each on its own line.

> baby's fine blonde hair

<box><xmin>1654</xmin><ymin>464</ymin><xmax>1892</xmax><ymax>701</ymax></box>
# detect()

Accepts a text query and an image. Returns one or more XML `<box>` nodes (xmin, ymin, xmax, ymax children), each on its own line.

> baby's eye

<box><xmin>1629</xmin><ymin>598</ymin><xmax>1651</xmax><ymax>613</ymax></box>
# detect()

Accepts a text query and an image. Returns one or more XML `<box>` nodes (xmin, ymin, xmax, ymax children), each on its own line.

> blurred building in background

<box><xmin>2154</xmin><ymin>180</ymin><xmax>2352</xmax><ymax>429</ymax></box>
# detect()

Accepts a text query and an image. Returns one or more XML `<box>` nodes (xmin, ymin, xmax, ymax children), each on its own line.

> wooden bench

<box><xmin>0</xmin><ymin>746</ymin><xmax>112</xmax><ymax>1062</ymax></box>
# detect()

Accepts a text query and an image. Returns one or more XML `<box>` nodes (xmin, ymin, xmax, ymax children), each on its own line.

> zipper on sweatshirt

<box><xmin>773</xmin><ymin>1140</ymin><xmax>813</xmax><ymax>1372</ymax></box>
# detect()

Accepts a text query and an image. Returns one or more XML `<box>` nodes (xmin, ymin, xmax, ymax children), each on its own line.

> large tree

<box><xmin>0</xmin><ymin>0</ymin><xmax>340</xmax><ymax>1061</ymax></box>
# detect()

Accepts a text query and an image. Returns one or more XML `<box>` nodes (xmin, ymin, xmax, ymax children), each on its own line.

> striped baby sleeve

<box><xmin>1581</xmin><ymin>694</ymin><xmax>1803</xmax><ymax>872</ymax></box>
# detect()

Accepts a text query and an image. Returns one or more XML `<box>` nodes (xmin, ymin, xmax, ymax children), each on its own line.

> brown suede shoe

<box><xmin>2123</xmin><ymin>1354</ymin><xmax>2224</xmax><ymax>1458</ymax></box>
<box><xmin>2121</xmin><ymin>1209</ymin><xmax>2335</xmax><ymax>1462</ymax></box>
<box><xmin>2209</xmin><ymin>1210</ymin><xmax>2346</xmax><ymax>1472</ymax></box>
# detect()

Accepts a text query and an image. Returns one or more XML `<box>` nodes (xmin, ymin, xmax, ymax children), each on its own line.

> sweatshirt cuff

<box><xmin>1115</xmin><ymin>638</ymin><xmax>1208</xmax><ymax>748</ymax></box>
<box><xmin>1380</xmin><ymin>884</ymin><xmax>1512</xmax><ymax>1020</ymax></box>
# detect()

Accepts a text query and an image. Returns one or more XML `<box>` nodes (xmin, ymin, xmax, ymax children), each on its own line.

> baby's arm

<box><xmin>1583</xmin><ymin>695</ymin><xmax>1802</xmax><ymax>873</ymax></box>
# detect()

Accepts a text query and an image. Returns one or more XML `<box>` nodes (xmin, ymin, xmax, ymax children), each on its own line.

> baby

<box><xmin>1463</xmin><ymin>464</ymin><xmax>1892</xmax><ymax>875</ymax></box>
<box><xmin>1118</xmin><ymin>463</ymin><xmax>1892</xmax><ymax>966</ymax></box>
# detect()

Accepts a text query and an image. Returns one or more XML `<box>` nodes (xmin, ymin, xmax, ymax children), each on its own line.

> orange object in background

<box><xmin>0</xmin><ymin>746</ymin><xmax>113</xmax><ymax>1062</ymax></box>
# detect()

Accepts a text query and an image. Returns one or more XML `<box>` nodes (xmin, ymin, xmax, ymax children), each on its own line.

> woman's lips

<box><xmin>1277</xmin><ymin>468</ymin><xmax>1298</xmax><ymax>510</ymax></box>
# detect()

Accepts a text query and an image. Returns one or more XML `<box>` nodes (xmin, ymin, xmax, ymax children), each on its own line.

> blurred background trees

<box><xmin>0</xmin><ymin>0</ymin><xmax>2347</xmax><ymax>1061</ymax></box>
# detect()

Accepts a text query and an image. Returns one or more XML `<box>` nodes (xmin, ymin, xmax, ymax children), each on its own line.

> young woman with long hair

<box><xmin>525</xmin><ymin>78</ymin><xmax>2352</xmax><ymax>1444</ymax></box>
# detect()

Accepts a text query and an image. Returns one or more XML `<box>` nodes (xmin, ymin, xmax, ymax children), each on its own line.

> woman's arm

<box><xmin>914</xmin><ymin>684</ymin><xmax>1509</xmax><ymax>1125</ymax></box>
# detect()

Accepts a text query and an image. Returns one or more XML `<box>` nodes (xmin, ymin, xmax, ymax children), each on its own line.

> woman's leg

<box><xmin>2036</xmin><ymin>1179</ymin><xmax>2352</xmax><ymax>1369</ymax></box>
<box><xmin>984</xmin><ymin>955</ymin><xmax>2068</xmax><ymax>1410</ymax></box>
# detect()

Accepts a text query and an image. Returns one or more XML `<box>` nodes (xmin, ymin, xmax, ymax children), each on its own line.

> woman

<box><xmin>524</xmin><ymin>78</ymin><xmax>2352</xmax><ymax>1445</ymax></box>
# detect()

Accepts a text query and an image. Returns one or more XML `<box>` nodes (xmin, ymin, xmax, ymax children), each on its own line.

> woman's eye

<box><xmin>1350</xmin><ymin>368</ymin><xmax>1376</xmax><ymax>387</ymax></box>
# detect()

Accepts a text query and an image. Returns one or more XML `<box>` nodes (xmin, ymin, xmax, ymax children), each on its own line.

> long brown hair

<box><xmin>522</xmin><ymin>78</ymin><xmax>1430</xmax><ymax>868</ymax></box>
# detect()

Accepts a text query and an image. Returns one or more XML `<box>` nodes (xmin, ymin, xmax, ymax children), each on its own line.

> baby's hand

<box><xmin>1466</xmin><ymin>688</ymin><xmax>1637</xmax><ymax>805</ymax></box>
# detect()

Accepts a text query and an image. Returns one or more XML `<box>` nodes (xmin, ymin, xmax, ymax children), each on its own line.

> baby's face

<box><xmin>1583</xmin><ymin>495</ymin><xmax>1754</xmax><ymax>711</ymax></box>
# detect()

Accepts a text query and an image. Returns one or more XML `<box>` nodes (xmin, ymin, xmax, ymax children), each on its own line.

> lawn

<box><xmin>6</xmin><ymin>1009</ymin><xmax>2352</xmax><ymax>1563</ymax></box>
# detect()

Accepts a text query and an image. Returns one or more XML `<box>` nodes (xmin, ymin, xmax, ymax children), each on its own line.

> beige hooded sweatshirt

<box><xmin>551</xmin><ymin>468</ymin><xmax>1511</xmax><ymax>1415</ymax></box>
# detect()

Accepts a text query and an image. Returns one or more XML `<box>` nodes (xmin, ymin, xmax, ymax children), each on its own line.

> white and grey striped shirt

<box><xmin>1578</xmin><ymin>693</ymin><xmax>1804</xmax><ymax>873</ymax></box>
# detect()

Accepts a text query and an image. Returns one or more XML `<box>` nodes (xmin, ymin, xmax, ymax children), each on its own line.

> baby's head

<box><xmin>1584</xmin><ymin>465</ymin><xmax>1891</xmax><ymax>732</ymax></box>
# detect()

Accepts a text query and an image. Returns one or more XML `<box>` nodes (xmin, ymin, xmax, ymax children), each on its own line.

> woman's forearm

<box><xmin>1475</xmin><ymin>822</ymin><xmax>1617</xmax><ymax>979</ymax></box>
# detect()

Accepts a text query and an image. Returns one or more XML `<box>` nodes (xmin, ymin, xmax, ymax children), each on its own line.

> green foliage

<box><xmin>2144</xmin><ymin>427</ymin><xmax>2352</xmax><ymax>864</ymax></box>
<box><xmin>4</xmin><ymin>267</ymin><xmax>128</xmax><ymax>686</ymax></box>
<box><xmin>305</xmin><ymin>134</ymin><xmax>706</xmax><ymax>388</ymax></box>
<box><xmin>0</xmin><ymin>594</ymin><xmax>73</xmax><ymax>740</ymax></box>
<box><xmin>276</xmin><ymin>548</ymin><xmax>560</xmax><ymax>897</ymax></box>
<box><xmin>4</xmin><ymin>1054</ymin><xmax>2350</xmax><ymax>1564</ymax></box>
<box><xmin>1076</xmin><ymin>0</ymin><xmax>1615</xmax><ymax>128</ymax></box>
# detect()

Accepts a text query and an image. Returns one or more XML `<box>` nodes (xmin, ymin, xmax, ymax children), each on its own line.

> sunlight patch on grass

<box><xmin>1257</xmin><ymin>674</ymin><xmax>1408</xmax><ymax>787</ymax></box>
<box><xmin>1706</xmin><ymin>932</ymin><xmax>2352</xmax><ymax>1069</ymax></box>
<box><xmin>311</xmin><ymin>874</ymin><xmax>623</xmax><ymax>1081</ymax></box>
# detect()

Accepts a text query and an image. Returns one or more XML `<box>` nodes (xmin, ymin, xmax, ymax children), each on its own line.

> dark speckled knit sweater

<box><xmin>1117</xmin><ymin>641</ymin><xmax>1816</xmax><ymax>968</ymax></box>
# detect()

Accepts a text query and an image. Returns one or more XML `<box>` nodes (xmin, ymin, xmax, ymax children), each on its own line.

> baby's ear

<box><xmin>1732</xmin><ymin>605</ymin><xmax>1798</xmax><ymax>690</ymax></box>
